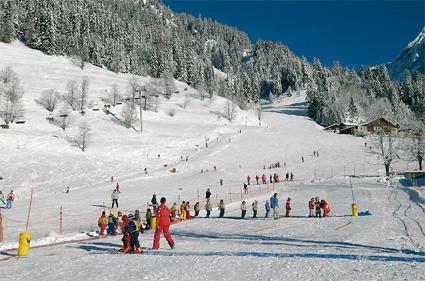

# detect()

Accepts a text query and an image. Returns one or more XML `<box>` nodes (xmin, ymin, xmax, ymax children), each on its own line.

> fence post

<box><xmin>60</xmin><ymin>206</ymin><xmax>63</xmax><ymax>235</ymax></box>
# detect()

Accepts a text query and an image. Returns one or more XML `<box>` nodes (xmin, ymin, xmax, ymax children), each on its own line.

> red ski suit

<box><xmin>153</xmin><ymin>204</ymin><xmax>175</xmax><ymax>250</ymax></box>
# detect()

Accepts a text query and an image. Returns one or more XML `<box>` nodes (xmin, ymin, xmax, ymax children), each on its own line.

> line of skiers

<box><xmin>0</xmin><ymin>190</ymin><xmax>14</xmax><ymax>209</ymax></box>
<box><xmin>239</xmin><ymin>194</ymin><xmax>330</xmax><ymax>219</ymax></box>
<box><xmin>98</xmin><ymin>196</ymin><xmax>175</xmax><ymax>254</ymax></box>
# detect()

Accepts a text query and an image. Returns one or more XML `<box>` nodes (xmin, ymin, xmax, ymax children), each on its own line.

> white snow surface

<box><xmin>0</xmin><ymin>42</ymin><xmax>424</xmax><ymax>280</ymax></box>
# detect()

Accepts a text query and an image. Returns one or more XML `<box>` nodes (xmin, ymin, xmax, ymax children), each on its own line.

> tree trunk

<box><xmin>385</xmin><ymin>164</ymin><xmax>390</xmax><ymax>176</ymax></box>
<box><xmin>419</xmin><ymin>158</ymin><xmax>423</xmax><ymax>171</ymax></box>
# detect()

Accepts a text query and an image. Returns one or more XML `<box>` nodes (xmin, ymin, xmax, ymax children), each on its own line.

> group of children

<box><xmin>0</xmin><ymin>190</ymin><xmax>14</xmax><ymax>209</ymax></box>
<box><xmin>308</xmin><ymin>197</ymin><xmax>331</xmax><ymax>218</ymax></box>
<box><xmin>98</xmin><ymin>196</ymin><xmax>175</xmax><ymax>253</ymax></box>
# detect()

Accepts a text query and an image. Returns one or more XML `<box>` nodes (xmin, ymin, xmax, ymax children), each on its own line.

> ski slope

<box><xmin>0</xmin><ymin>42</ymin><xmax>424</xmax><ymax>280</ymax></box>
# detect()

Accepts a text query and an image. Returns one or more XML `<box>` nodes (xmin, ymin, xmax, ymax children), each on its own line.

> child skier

<box><xmin>241</xmin><ymin>201</ymin><xmax>247</xmax><ymax>218</ymax></box>
<box><xmin>308</xmin><ymin>198</ymin><xmax>315</xmax><ymax>217</ymax></box>
<box><xmin>270</xmin><ymin>193</ymin><xmax>279</xmax><ymax>219</ymax></box>
<box><xmin>321</xmin><ymin>200</ymin><xmax>331</xmax><ymax>217</ymax></box>
<box><xmin>186</xmin><ymin>201</ymin><xmax>191</xmax><ymax>219</ymax></box>
<box><xmin>107</xmin><ymin>210</ymin><xmax>117</xmax><ymax>235</ymax></box>
<box><xmin>115</xmin><ymin>183</ymin><xmax>120</xmax><ymax>193</ymax></box>
<box><xmin>206</xmin><ymin>188</ymin><xmax>211</xmax><ymax>199</ymax></box>
<box><xmin>145</xmin><ymin>208</ymin><xmax>152</xmax><ymax>230</ymax></box>
<box><xmin>98</xmin><ymin>211</ymin><xmax>107</xmax><ymax>238</ymax></box>
<box><xmin>315</xmin><ymin>197</ymin><xmax>322</xmax><ymax>218</ymax></box>
<box><xmin>194</xmin><ymin>202</ymin><xmax>200</xmax><ymax>217</ymax></box>
<box><xmin>218</xmin><ymin>200</ymin><xmax>225</xmax><ymax>218</ymax></box>
<box><xmin>285</xmin><ymin>198</ymin><xmax>292</xmax><ymax>217</ymax></box>
<box><xmin>121</xmin><ymin>215</ymin><xmax>131</xmax><ymax>252</ymax></box>
<box><xmin>265</xmin><ymin>200</ymin><xmax>271</xmax><ymax>218</ymax></box>
<box><xmin>180</xmin><ymin>201</ymin><xmax>187</xmax><ymax>220</ymax></box>
<box><xmin>153</xmin><ymin>197</ymin><xmax>175</xmax><ymax>250</ymax></box>
<box><xmin>6</xmin><ymin>191</ymin><xmax>14</xmax><ymax>209</ymax></box>
<box><xmin>170</xmin><ymin>203</ymin><xmax>177</xmax><ymax>221</ymax></box>
<box><xmin>252</xmin><ymin>200</ymin><xmax>258</xmax><ymax>218</ymax></box>
<box><xmin>261</xmin><ymin>174</ymin><xmax>267</xmax><ymax>184</ymax></box>
<box><xmin>127</xmin><ymin>214</ymin><xmax>141</xmax><ymax>254</ymax></box>
<box><xmin>116</xmin><ymin>210</ymin><xmax>123</xmax><ymax>234</ymax></box>
<box><xmin>205</xmin><ymin>200</ymin><xmax>212</xmax><ymax>218</ymax></box>
<box><xmin>111</xmin><ymin>189</ymin><xmax>119</xmax><ymax>209</ymax></box>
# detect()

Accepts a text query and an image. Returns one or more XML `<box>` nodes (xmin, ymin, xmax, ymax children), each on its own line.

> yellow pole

<box><xmin>352</xmin><ymin>203</ymin><xmax>358</xmax><ymax>217</ymax></box>
<box><xmin>18</xmin><ymin>232</ymin><xmax>32</xmax><ymax>256</ymax></box>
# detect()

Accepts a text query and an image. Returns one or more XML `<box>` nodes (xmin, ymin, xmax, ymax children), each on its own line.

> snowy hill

<box><xmin>1</xmin><ymin>42</ymin><xmax>424</xmax><ymax>280</ymax></box>
<box><xmin>387</xmin><ymin>27</ymin><xmax>425</xmax><ymax>80</ymax></box>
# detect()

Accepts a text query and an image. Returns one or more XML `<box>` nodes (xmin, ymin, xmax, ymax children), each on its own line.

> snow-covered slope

<box><xmin>387</xmin><ymin>27</ymin><xmax>425</xmax><ymax>80</ymax></box>
<box><xmin>1</xmin><ymin>42</ymin><xmax>424</xmax><ymax>280</ymax></box>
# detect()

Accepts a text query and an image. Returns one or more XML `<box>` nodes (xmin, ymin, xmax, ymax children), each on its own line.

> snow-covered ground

<box><xmin>0</xmin><ymin>42</ymin><xmax>424</xmax><ymax>280</ymax></box>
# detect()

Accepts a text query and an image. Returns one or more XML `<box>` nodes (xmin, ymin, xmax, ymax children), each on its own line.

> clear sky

<box><xmin>163</xmin><ymin>0</ymin><xmax>425</xmax><ymax>69</ymax></box>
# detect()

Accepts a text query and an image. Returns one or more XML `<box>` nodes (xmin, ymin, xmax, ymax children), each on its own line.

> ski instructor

<box><xmin>153</xmin><ymin>197</ymin><xmax>175</xmax><ymax>250</ymax></box>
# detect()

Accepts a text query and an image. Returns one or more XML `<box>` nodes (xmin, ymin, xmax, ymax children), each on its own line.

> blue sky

<box><xmin>164</xmin><ymin>0</ymin><xmax>425</xmax><ymax>69</ymax></box>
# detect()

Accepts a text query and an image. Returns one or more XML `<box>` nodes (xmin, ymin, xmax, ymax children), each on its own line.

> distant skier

<box><xmin>315</xmin><ymin>197</ymin><xmax>321</xmax><ymax>218</ymax></box>
<box><xmin>170</xmin><ymin>203</ymin><xmax>177</xmax><ymax>222</ymax></box>
<box><xmin>194</xmin><ymin>202</ymin><xmax>200</xmax><ymax>217</ymax></box>
<box><xmin>241</xmin><ymin>201</ymin><xmax>247</xmax><ymax>218</ymax></box>
<box><xmin>98</xmin><ymin>211</ymin><xmax>107</xmax><ymax>238</ymax></box>
<box><xmin>302</xmin><ymin>156</ymin><xmax>304</xmax><ymax>163</ymax></box>
<box><xmin>186</xmin><ymin>201</ymin><xmax>191</xmax><ymax>219</ymax></box>
<box><xmin>111</xmin><ymin>189</ymin><xmax>119</xmax><ymax>208</ymax></box>
<box><xmin>265</xmin><ymin>200</ymin><xmax>271</xmax><ymax>218</ymax></box>
<box><xmin>66</xmin><ymin>186</ymin><xmax>70</xmax><ymax>194</ymax></box>
<box><xmin>285</xmin><ymin>172</ymin><xmax>289</xmax><ymax>181</ymax></box>
<box><xmin>243</xmin><ymin>183</ymin><xmax>248</xmax><ymax>194</ymax></box>
<box><xmin>107</xmin><ymin>210</ymin><xmax>117</xmax><ymax>235</ymax></box>
<box><xmin>151</xmin><ymin>193</ymin><xmax>158</xmax><ymax>213</ymax></box>
<box><xmin>285</xmin><ymin>198</ymin><xmax>292</xmax><ymax>217</ymax></box>
<box><xmin>308</xmin><ymin>198</ymin><xmax>315</xmax><ymax>217</ymax></box>
<box><xmin>255</xmin><ymin>175</ymin><xmax>260</xmax><ymax>185</ymax></box>
<box><xmin>205</xmin><ymin>200</ymin><xmax>212</xmax><ymax>218</ymax></box>
<box><xmin>218</xmin><ymin>200</ymin><xmax>225</xmax><ymax>218</ymax></box>
<box><xmin>180</xmin><ymin>201</ymin><xmax>187</xmax><ymax>220</ymax></box>
<box><xmin>290</xmin><ymin>173</ymin><xmax>294</xmax><ymax>181</ymax></box>
<box><xmin>247</xmin><ymin>175</ymin><xmax>251</xmax><ymax>185</ymax></box>
<box><xmin>6</xmin><ymin>191</ymin><xmax>14</xmax><ymax>209</ymax></box>
<box><xmin>321</xmin><ymin>200</ymin><xmax>331</xmax><ymax>217</ymax></box>
<box><xmin>153</xmin><ymin>197</ymin><xmax>175</xmax><ymax>250</ymax></box>
<box><xmin>219</xmin><ymin>179</ymin><xmax>223</xmax><ymax>186</ymax></box>
<box><xmin>261</xmin><ymin>174</ymin><xmax>267</xmax><ymax>184</ymax></box>
<box><xmin>252</xmin><ymin>200</ymin><xmax>259</xmax><ymax>218</ymax></box>
<box><xmin>115</xmin><ymin>183</ymin><xmax>120</xmax><ymax>193</ymax></box>
<box><xmin>269</xmin><ymin>174</ymin><xmax>273</xmax><ymax>184</ymax></box>
<box><xmin>206</xmin><ymin>188</ymin><xmax>211</xmax><ymax>199</ymax></box>
<box><xmin>270</xmin><ymin>193</ymin><xmax>279</xmax><ymax>219</ymax></box>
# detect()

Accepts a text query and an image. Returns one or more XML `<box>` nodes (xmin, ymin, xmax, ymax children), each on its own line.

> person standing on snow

<box><xmin>205</xmin><ymin>200</ymin><xmax>212</xmax><ymax>218</ymax></box>
<box><xmin>240</xmin><ymin>201</ymin><xmax>247</xmax><ymax>218</ymax></box>
<box><xmin>255</xmin><ymin>175</ymin><xmax>260</xmax><ymax>185</ymax></box>
<box><xmin>218</xmin><ymin>200</ymin><xmax>225</xmax><ymax>218</ymax></box>
<box><xmin>321</xmin><ymin>200</ymin><xmax>331</xmax><ymax>217</ymax></box>
<box><xmin>269</xmin><ymin>175</ymin><xmax>273</xmax><ymax>184</ymax></box>
<box><xmin>247</xmin><ymin>175</ymin><xmax>251</xmax><ymax>185</ymax></box>
<box><xmin>219</xmin><ymin>179</ymin><xmax>223</xmax><ymax>186</ymax></box>
<box><xmin>170</xmin><ymin>203</ymin><xmax>177</xmax><ymax>222</ymax></box>
<box><xmin>151</xmin><ymin>193</ymin><xmax>158</xmax><ymax>213</ymax></box>
<box><xmin>308</xmin><ymin>198</ymin><xmax>315</xmax><ymax>217</ymax></box>
<box><xmin>262</xmin><ymin>174</ymin><xmax>267</xmax><ymax>184</ymax></box>
<box><xmin>265</xmin><ymin>200</ymin><xmax>271</xmax><ymax>218</ymax></box>
<box><xmin>121</xmin><ymin>215</ymin><xmax>131</xmax><ymax>252</ymax></box>
<box><xmin>206</xmin><ymin>188</ymin><xmax>211</xmax><ymax>199</ymax></box>
<box><xmin>107</xmin><ymin>210</ymin><xmax>117</xmax><ymax>235</ymax></box>
<box><xmin>315</xmin><ymin>197</ymin><xmax>322</xmax><ymax>218</ymax></box>
<box><xmin>6</xmin><ymin>191</ymin><xmax>14</xmax><ymax>209</ymax></box>
<box><xmin>186</xmin><ymin>201</ymin><xmax>191</xmax><ymax>219</ymax></box>
<box><xmin>145</xmin><ymin>208</ymin><xmax>152</xmax><ymax>230</ymax></box>
<box><xmin>115</xmin><ymin>183</ymin><xmax>120</xmax><ymax>193</ymax></box>
<box><xmin>111</xmin><ymin>189</ymin><xmax>119</xmax><ymax>208</ymax></box>
<box><xmin>116</xmin><ymin>210</ymin><xmax>123</xmax><ymax>234</ymax></box>
<box><xmin>285</xmin><ymin>198</ymin><xmax>292</xmax><ymax>217</ymax></box>
<box><xmin>153</xmin><ymin>197</ymin><xmax>175</xmax><ymax>250</ymax></box>
<box><xmin>194</xmin><ymin>202</ymin><xmax>200</xmax><ymax>217</ymax></box>
<box><xmin>270</xmin><ymin>193</ymin><xmax>279</xmax><ymax>219</ymax></box>
<box><xmin>252</xmin><ymin>200</ymin><xmax>259</xmax><ymax>218</ymax></box>
<box><xmin>127</xmin><ymin>214</ymin><xmax>142</xmax><ymax>254</ymax></box>
<box><xmin>98</xmin><ymin>211</ymin><xmax>107</xmax><ymax>238</ymax></box>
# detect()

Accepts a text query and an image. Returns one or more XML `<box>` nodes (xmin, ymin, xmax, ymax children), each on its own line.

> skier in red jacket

<box><xmin>153</xmin><ymin>197</ymin><xmax>175</xmax><ymax>250</ymax></box>
<box><xmin>285</xmin><ymin>197</ymin><xmax>292</xmax><ymax>217</ymax></box>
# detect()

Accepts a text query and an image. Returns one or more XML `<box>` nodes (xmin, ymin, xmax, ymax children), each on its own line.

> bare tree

<box><xmin>38</xmin><ymin>89</ymin><xmax>59</xmax><ymax>112</ymax></box>
<box><xmin>64</xmin><ymin>80</ymin><xmax>79</xmax><ymax>110</ymax></box>
<box><xmin>0</xmin><ymin>68</ymin><xmax>24</xmax><ymax>126</ymax></box>
<box><xmin>162</xmin><ymin>73</ymin><xmax>175</xmax><ymax>99</ymax></box>
<box><xmin>368</xmin><ymin>131</ymin><xmax>404</xmax><ymax>176</ymax></box>
<box><xmin>121</xmin><ymin>102</ymin><xmax>138</xmax><ymax>128</ymax></box>
<box><xmin>54</xmin><ymin>106</ymin><xmax>72</xmax><ymax>131</ymax></box>
<box><xmin>110</xmin><ymin>84</ymin><xmax>121</xmax><ymax>106</ymax></box>
<box><xmin>128</xmin><ymin>76</ymin><xmax>141</xmax><ymax>106</ymax></box>
<box><xmin>408</xmin><ymin>126</ymin><xmax>425</xmax><ymax>171</ymax></box>
<box><xmin>79</xmin><ymin>77</ymin><xmax>89</xmax><ymax>113</ymax></box>
<box><xmin>77</xmin><ymin>121</ymin><xmax>90</xmax><ymax>151</ymax></box>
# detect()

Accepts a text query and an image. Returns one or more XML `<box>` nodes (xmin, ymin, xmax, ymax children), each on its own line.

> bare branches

<box><xmin>37</xmin><ymin>89</ymin><xmax>59</xmax><ymax>112</ymax></box>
